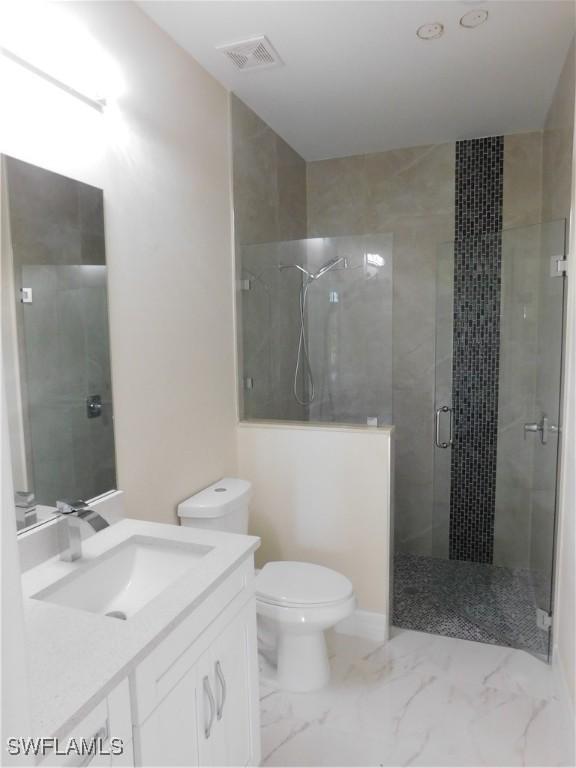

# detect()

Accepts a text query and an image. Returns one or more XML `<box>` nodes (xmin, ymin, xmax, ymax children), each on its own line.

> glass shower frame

<box><xmin>238</xmin><ymin>234</ymin><xmax>394</xmax><ymax>427</ymax></box>
<box><xmin>432</xmin><ymin>219</ymin><xmax>567</xmax><ymax>660</ymax></box>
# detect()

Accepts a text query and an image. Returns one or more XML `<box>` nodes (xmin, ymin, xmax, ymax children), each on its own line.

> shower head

<box><xmin>278</xmin><ymin>263</ymin><xmax>313</xmax><ymax>279</ymax></box>
<box><xmin>313</xmin><ymin>256</ymin><xmax>347</xmax><ymax>279</ymax></box>
<box><xmin>278</xmin><ymin>256</ymin><xmax>348</xmax><ymax>281</ymax></box>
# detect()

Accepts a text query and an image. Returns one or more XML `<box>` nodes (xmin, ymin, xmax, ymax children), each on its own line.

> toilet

<box><xmin>178</xmin><ymin>478</ymin><xmax>356</xmax><ymax>692</ymax></box>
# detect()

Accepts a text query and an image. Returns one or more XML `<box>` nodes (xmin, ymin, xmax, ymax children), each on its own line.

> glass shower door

<box><xmin>432</xmin><ymin>220</ymin><xmax>566</xmax><ymax>659</ymax></box>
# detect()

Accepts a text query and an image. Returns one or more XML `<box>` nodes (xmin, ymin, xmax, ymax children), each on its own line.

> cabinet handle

<box><xmin>215</xmin><ymin>661</ymin><xmax>227</xmax><ymax>721</ymax></box>
<box><xmin>203</xmin><ymin>675</ymin><xmax>216</xmax><ymax>739</ymax></box>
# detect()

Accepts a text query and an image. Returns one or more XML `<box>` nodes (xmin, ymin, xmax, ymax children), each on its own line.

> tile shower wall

<box><xmin>434</xmin><ymin>134</ymin><xmax>545</xmax><ymax>568</ymax></box>
<box><xmin>439</xmin><ymin>133</ymin><xmax>545</xmax><ymax>568</ymax></box>
<box><xmin>231</xmin><ymin>95</ymin><xmax>308</xmax><ymax>421</ymax></box>
<box><xmin>305</xmin><ymin>135</ymin><xmax>545</xmax><ymax>561</ymax></box>
<box><xmin>232</xmin><ymin>90</ymin><xmax>551</xmax><ymax>565</ymax></box>
<box><xmin>307</xmin><ymin>145</ymin><xmax>455</xmax><ymax>554</ymax></box>
<box><xmin>494</xmin><ymin>133</ymin><xmax>544</xmax><ymax>569</ymax></box>
<box><xmin>449</xmin><ymin>137</ymin><xmax>504</xmax><ymax>563</ymax></box>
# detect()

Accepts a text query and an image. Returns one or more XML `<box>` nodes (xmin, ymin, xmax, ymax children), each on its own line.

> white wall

<box><xmin>237</xmin><ymin>422</ymin><xmax>393</xmax><ymax>617</ymax></box>
<box><xmin>0</xmin><ymin>1</ymin><xmax>237</xmax><ymax>523</ymax></box>
<box><xmin>1</xmin><ymin>384</ymin><xmax>32</xmax><ymax>758</ymax></box>
<box><xmin>555</xmin><ymin>99</ymin><xmax>576</xmax><ymax>713</ymax></box>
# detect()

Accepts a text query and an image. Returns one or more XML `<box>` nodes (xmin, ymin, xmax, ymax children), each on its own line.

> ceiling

<box><xmin>138</xmin><ymin>1</ymin><xmax>575</xmax><ymax>161</ymax></box>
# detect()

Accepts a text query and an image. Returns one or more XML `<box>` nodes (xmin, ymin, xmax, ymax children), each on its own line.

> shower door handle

<box><xmin>435</xmin><ymin>406</ymin><xmax>453</xmax><ymax>449</ymax></box>
<box><xmin>524</xmin><ymin>416</ymin><xmax>559</xmax><ymax>445</ymax></box>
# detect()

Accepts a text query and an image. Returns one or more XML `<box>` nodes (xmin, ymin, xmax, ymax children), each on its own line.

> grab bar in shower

<box><xmin>435</xmin><ymin>405</ymin><xmax>453</xmax><ymax>449</ymax></box>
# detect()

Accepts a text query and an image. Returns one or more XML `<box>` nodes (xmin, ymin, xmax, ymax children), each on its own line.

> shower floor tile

<box><xmin>392</xmin><ymin>553</ymin><xmax>549</xmax><ymax>656</ymax></box>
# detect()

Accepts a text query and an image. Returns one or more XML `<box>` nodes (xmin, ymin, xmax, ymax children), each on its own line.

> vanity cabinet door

<box><xmin>136</xmin><ymin>667</ymin><xmax>199</xmax><ymax>767</ymax></box>
<box><xmin>41</xmin><ymin>681</ymin><xmax>133</xmax><ymax>767</ymax></box>
<box><xmin>198</xmin><ymin>599</ymin><xmax>260</xmax><ymax>767</ymax></box>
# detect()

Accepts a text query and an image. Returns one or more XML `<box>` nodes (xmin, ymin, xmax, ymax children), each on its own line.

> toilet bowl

<box><xmin>178</xmin><ymin>478</ymin><xmax>356</xmax><ymax>692</ymax></box>
<box><xmin>256</xmin><ymin>561</ymin><xmax>355</xmax><ymax>692</ymax></box>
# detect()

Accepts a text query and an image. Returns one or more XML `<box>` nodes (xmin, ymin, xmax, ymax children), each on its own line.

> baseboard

<box><xmin>335</xmin><ymin>609</ymin><xmax>388</xmax><ymax>643</ymax></box>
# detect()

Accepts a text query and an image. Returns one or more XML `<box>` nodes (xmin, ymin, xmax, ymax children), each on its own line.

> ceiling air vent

<box><xmin>216</xmin><ymin>36</ymin><xmax>283</xmax><ymax>72</ymax></box>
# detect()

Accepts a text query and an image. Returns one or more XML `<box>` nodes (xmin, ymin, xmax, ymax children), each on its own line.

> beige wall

<box><xmin>237</xmin><ymin>421</ymin><xmax>393</xmax><ymax>615</ymax></box>
<box><xmin>1</xmin><ymin>1</ymin><xmax>237</xmax><ymax>523</ymax></box>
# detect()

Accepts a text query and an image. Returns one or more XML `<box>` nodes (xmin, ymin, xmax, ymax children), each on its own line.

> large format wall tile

<box><xmin>307</xmin><ymin>146</ymin><xmax>454</xmax><ymax>556</ymax></box>
<box><xmin>503</xmin><ymin>132</ymin><xmax>543</xmax><ymax>229</ymax></box>
<box><xmin>232</xmin><ymin>94</ymin><xmax>307</xmax><ymax>246</ymax></box>
<box><xmin>232</xmin><ymin>95</ymin><xmax>308</xmax><ymax>421</ymax></box>
<box><xmin>235</xmin><ymin>101</ymin><xmax>549</xmax><ymax>564</ymax></box>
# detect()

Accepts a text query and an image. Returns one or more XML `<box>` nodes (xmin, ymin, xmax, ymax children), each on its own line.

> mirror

<box><xmin>1</xmin><ymin>156</ymin><xmax>117</xmax><ymax>532</ymax></box>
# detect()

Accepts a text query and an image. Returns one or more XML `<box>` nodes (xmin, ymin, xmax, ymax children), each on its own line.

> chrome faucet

<box><xmin>55</xmin><ymin>500</ymin><xmax>110</xmax><ymax>561</ymax></box>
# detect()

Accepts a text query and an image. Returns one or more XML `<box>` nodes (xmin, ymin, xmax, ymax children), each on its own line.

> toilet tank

<box><xmin>177</xmin><ymin>478</ymin><xmax>251</xmax><ymax>534</ymax></box>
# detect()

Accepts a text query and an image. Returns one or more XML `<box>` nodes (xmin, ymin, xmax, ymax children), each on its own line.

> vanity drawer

<box><xmin>131</xmin><ymin>556</ymin><xmax>254</xmax><ymax>725</ymax></box>
<box><xmin>40</xmin><ymin>680</ymin><xmax>133</xmax><ymax>767</ymax></box>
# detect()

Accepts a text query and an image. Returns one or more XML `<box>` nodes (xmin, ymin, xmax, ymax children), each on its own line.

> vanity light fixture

<box><xmin>0</xmin><ymin>46</ymin><xmax>106</xmax><ymax>111</ymax></box>
<box><xmin>416</xmin><ymin>22</ymin><xmax>445</xmax><ymax>40</ymax></box>
<box><xmin>460</xmin><ymin>9</ymin><xmax>489</xmax><ymax>28</ymax></box>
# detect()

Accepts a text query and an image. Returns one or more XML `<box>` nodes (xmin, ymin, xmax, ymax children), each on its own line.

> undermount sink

<box><xmin>32</xmin><ymin>535</ymin><xmax>213</xmax><ymax>620</ymax></box>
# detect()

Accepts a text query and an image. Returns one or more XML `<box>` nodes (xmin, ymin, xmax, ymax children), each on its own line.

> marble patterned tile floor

<box><xmin>393</xmin><ymin>553</ymin><xmax>549</xmax><ymax>656</ymax></box>
<box><xmin>260</xmin><ymin>629</ymin><xmax>575</xmax><ymax>767</ymax></box>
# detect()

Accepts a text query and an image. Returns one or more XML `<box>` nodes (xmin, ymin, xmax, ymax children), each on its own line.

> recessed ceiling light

<box><xmin>460</xmin><ymin>9</ymin><xmax>489</xmax><ymax>28</ymax></box>
<box><xmin>416</xmin><ymin>22</ymin><xmax>444</xmax><ymax>40</ymax></box>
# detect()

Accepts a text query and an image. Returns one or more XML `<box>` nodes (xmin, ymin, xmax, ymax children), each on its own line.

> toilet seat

<box><xmin>256</xmin><ymin>561</ymin><xmax>353</xmax><ymax>608</ymax></box>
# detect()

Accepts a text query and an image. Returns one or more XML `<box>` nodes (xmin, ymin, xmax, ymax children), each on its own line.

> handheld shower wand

<box><xmin>277</xmin><ymin>256</ymin><xmax>347</xmax><ymax>405</ymax></box>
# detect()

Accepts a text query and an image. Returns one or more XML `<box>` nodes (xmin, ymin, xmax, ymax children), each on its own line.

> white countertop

<box><xmin>21</xmin><ymin>519</ymin><xmax>260</xmax><ymax>739</ymax></box>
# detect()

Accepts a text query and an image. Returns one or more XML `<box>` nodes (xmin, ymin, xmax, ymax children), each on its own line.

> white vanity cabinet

<box><xmin>132</xmin><ymin>557</ymin><xmax>260</xmax><ymax>767</ymax></box>
<box><xmin>40</xmin><ymin>681</ymin><xmax>133</xmax><ymax>767</ymax></box>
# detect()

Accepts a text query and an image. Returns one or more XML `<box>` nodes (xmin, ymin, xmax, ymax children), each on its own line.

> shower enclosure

<box><xmin>394</xmin><ymin>219</ymin><xmax>567</xmax><ymax>660</ymax></box>
<box><xmin>239</xmin><ymin>234</ymin><xmax>394</xmax><ymax>425</ymax></box>
<box><xmin>237</xmin><ymin>219</ymin><xmax>566</xmax><ymax>661</ymax></box>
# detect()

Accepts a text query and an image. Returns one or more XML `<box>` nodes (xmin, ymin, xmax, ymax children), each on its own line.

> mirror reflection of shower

<box><xmin>278</xmin><ymin>256</ymin><xmax>348</xmax><ymax>405</ymax></box>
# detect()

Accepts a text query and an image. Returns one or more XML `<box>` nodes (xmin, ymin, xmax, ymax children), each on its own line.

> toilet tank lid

<box><xmin>177</xmin><ymin>478</ymin><xmax>251</xmax><ymax>519</ymax></box>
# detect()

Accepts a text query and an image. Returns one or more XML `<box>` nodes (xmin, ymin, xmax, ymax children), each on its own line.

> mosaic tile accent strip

<box><xmin>450</xmin><ymin>137</ymin><xmax>504</xmax><ymax>563</ymax></box>
<box><xmin>392</xmin><ymin>553</ymin><xmax>549</xmax><ymax>656</ymax></box>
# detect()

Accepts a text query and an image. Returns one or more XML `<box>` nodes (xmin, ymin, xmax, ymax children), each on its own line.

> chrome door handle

<box><xmin>524</xmin><ymin>416</ymin><xmax>559</xmax><ymax>445</ymax></box>
<box><xmin>203</xmin><ymin>675</ymin><xmax>216</xmax><ymax>739</ymax></box>
<box><xmin>215</xmin><ymin>660</ymin><xmax>227</xmax><ymax>721</ymax></box>
<box><xmin>435</xmin><ymin>406</ymin><xmax>453</xmax><ymax>449</ymax></box>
